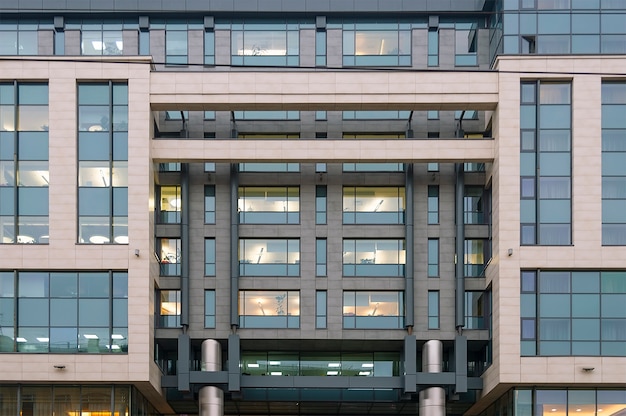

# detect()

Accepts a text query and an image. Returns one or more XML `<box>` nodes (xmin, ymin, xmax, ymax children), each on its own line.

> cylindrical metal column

<box><xmin>418</xmin><ymin>340</ymin><xmax>445</xmax><ymax>416</ymax></box>
<box><xmin>199</xmin><ymin>339</ymin><xmax>224</xmax><ymax>416</ymax></box>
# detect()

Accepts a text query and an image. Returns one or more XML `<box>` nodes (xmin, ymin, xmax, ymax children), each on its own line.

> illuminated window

<box><xmin>343</xmin><ymin>291</ymin><xmax>404</xmax><ymax>329</ymax></box>
<box><xmin>238</xmin><ymin>290</ymin><xmax>300</xmax><ymax>328</ymax></box>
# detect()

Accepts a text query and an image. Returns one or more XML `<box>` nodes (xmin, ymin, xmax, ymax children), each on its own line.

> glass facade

<box><xmin>0</xmin><ymin>385</ymin><xmax>161</xmax><ymax>416</ymax></box>
<box><xmin>238</xmin><ymin>290</ymin><xmax>300</xmax><ymax>328</ymax></box>
<box><xmin>240</xmin><ymin>351</ymin><xmax>400</xmax><ymax>376</ymax></box>
<box><xmin>499</xmin><ymin>1</ymin><xmax>626</xmax><ymax>57</ymax></box>
<box><xmin>479</xmin><ymin>388</ymin><xmax>626</xmax><ymax>416</ymax></box>
<box><xmin>0</xmin><ymin>82</ymin><xmax>49</xmax><ymax>244</ymax></box>
<box><xmin>0</xmin><ymin>271</ymin><xmax>128</xmax><ymax>353</ymax></box>
<box><xmin>520</xmin><ymin>81</ymin><xmax>572</xmax><ymax>245</ymax></box>
<box><xmin>77</xmin><ymin>82</ymin><xmax>128</xmax><ymax>245</ymax></box>
<box><xmin>602</xmin><ymin>82</ymin><xmax>626</xmax><ymax>245</ymax></box>
<box><xmin>521</xmin><ymin>270</ymin><xmax>626</xmax><ymax>356</ymax></box>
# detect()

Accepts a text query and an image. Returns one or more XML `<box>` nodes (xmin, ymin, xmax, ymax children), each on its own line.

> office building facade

<box><xmin>0</xmin><ymin>0</ymin><xmax>625</xmax><ymax>414</ymax></box>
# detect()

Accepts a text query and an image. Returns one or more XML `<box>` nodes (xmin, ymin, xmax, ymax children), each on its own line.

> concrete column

<box><xmin>199</xmin><ymin>339</ymin><xmax>224</xmax><ymax>416</ymax></box>
<box><xmin>418</xmin><ymin>340</ymin><xmax>445</xmax><ymax>416</ymax></box>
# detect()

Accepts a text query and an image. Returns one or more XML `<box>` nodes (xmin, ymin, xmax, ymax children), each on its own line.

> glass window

<box><xmin>343</xmin><ymin>24</ymin><xmax>411</xmax><ymax>66</ymax></box>
<box><xmin>166</xmin><ymin>30</ymin><xmax>187</xmax><ymax>64</ymax></box>
<box><xmin>159</xmin><ymin>238</ymin><xmax>181</xmax><ymax>276</ymax></box>
<box><xmin>231</xmin><ymin>22</ymin><xmax>300</xmax><ymax>66</ymax></box>
<box><xmin>465</xmin><ymin>239</ymin><xmax>488</xmax><ymax>277</ymax></box>
<box><xmin>204</xmin><ymin>185</ymin><xmax>215</xmax><ymax>223</ymax></box>
<box><xmin>465</xmin><ymin>186</ymin><xmax>486</xmax><ymax>224</ymax></box>
<box><xmin>428</xmin><ymin>239</ymin><xmax>439</xmax><ymax>277</ymax></box>
<box><xmin>205</xmin><ymin>238</ymin><xmax>216</xmax><ymax>276</ymax></box>
<box><xmin>4</xmin><ymin>271</ymin><xmax>126</xmax><ymax>353</ymax></box>
<box><xmin>238</xmin><ymin>186</ymin><xmax>299</xmax><ymax>224</ymax></box>
<box><xmin>157</xmin><ymin>185</ymin><xmax>181</xmax><ymax>224</ymax></box>
<box><xmin>428</xmin><ymin>185</ymin><xmax>439</xmax><ymax>224</ymax></box>
<box><xmin>343</xmin><ymin>186</ymin><xmax>405</xmax><ymax>224</ymax></box>
<box><xmin>204</xmin><ymin>290</ymin><xmax>215</xmax><ymax>327</ymax></box>
<box><xmin>343</xmin><ymin>291</ymin><xmax>404</xmax><ymax>329</ymax></box>
<box><xmin>158</xmin><ymin>290</ymin><xmax>181</xmax><ymax>328</ymax></box>
<box><xmin>239</xmin><ymin>239</ymin><xmax>300</xmax><ymax>277</ymax></box>
<box><xmin>316</xmin><ymin>291</ymin><xmax>327</xmax><ymax>329</ymax></box>
<box><xmin>342</xmin><ymin>239</ymin><xmax>406</xmax><ymax>277</ymax></box>
<box><xmin>602</xmin><ymin>82</ymin><xmax>626</xmax><ymax>245</ymax></box>
<box><xmin>316</xmin><ymin>30</ymin><xmax>326</xmax><ymax>66</ymax></box>
<box><xmin>316</xmin><ymin>186</ymin><xmax>327</xmax><ymax>224</ymax></box>
<box><xmin>204</xmin><ymin>30</ymin><xmax>215</xmax><ymax>65</ymax></box>
<box><xmin>465</xmin><ymin>291</ymin><xmax>488</xmax><ymax>329</ymax></box>
<box><xmin>455</xmin><ymin>24</ymin><xmax>478</xmax><ymax>66</ymax></box>
<box><xmin>428</xmin><ymin>28</ymin><xmax>439</xmax><ymax>66</ymax></box>
<box><xmin>316</xmin><ymin>238</ymin><xmax>327</xmax><ymax>277</ymax></box>
<box><xmin>239</xmin><ymin>163</ymin><xmax>299</xmax><ymax>172</ymax></box>
<box><xmin>522</xmin><ymin>270</ymin><xmax>626</xmax><ymax>356</ymax></box>
<box><xmin>0</xmin><ymin>24</ymin><xmax>38</xmax><ymax>56</ymax></box>
<box><xmin>81</xmin><ymin>30</ymin><xmax>123</xmax><ymax>55</ymax></box>
<box><xmin>428</xmin><ymin>291</ymin><xmax>439</xmax><ymax>329</ymax></box>
<box><xmin>77</xmin><ymin>82</ymin><xmax>128</xmax><ymax>245</ymax></box>
<box><xmin>0</xmin><ymin>82</ymin><xmax>49</xmax><ymax>244</ymax></box>
<box><xmin>238</xmin><ymin>290</ymin><xmax>300</xmax><ymax>328</ymax></box>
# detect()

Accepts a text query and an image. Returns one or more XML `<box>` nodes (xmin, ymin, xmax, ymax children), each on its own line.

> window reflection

<box><xmin>81</xmin><ymin>30</ymin><xmax>123</xmax><ymax>55</ymax></box>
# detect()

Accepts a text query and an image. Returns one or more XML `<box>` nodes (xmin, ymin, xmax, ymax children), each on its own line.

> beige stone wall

<box><xmin>0</xmin><ymin>57</ymin><xmax>169</xmax><ymax>412</ymax></box>
<box><xmin>478</xmin><ymin>56</ymin><xmax>626</xmax><ymax>411</ymax></box>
